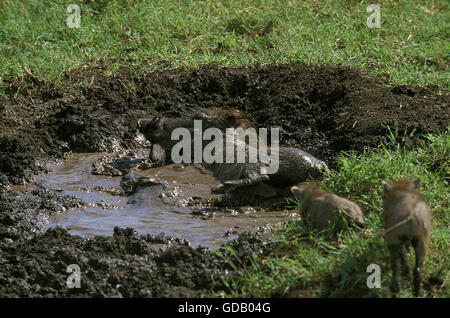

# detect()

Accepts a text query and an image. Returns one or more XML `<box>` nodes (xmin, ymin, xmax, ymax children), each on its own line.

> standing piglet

<box><xmin>381</xmin><ymin>178</ymin><xmax>432</xmax><ymax>296</ymax></box>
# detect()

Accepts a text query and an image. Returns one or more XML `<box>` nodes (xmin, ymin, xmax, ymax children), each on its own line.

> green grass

<box><xmin>217</xmin><ymin>129</ymin><xmax>449</xmax><ymax>298</ymax></box>
<box><xmin>0</xmin><ymin>0</ymin><xmax>448</xmax><ymax>91</ymax></box>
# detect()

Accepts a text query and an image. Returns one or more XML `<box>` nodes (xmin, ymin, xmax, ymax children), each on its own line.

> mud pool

<box><xmin>13</xmin><ymin>152</ymin><xmax>293</xmax><ymax>248</ymax></box>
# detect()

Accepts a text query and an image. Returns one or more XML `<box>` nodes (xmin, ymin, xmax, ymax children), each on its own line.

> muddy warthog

<box><xmin>138</xmin><ymin>109</ymin><xmax>328</xmax><ymax>196</ymax></box>
<box><xmin>138</xmin><ymin>108</ymin><xmax>251</xmax><ymax>165</ymax></box>
<box><xmin>290</xmin><ymin>182</ymin><xmax>365</xmax><ymax>231</ymax></box>
<box><xmin>380</xmin><ymin>178</ymin><xmax>432</xmax><ymax>296</ymax></box>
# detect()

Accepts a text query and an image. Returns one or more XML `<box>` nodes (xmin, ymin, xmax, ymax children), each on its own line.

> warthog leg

<box><xmin>400</xmin><ymin>244</ymin><xmax>410</xmax><ymax>277</ymax></box>
<box><xmin>412</xmin><ymin>238</ymin><xmax>426</xmax><ymax>297</ymax></box>
<box><xmin>211</xmin><ymin>173</ymin><xmax>270</xmax><ymax>194</ymax></box>
<box><xmin>389</xmin><ymin>244</ymin><xmax>401</xmax><ymax>295</ymax></box>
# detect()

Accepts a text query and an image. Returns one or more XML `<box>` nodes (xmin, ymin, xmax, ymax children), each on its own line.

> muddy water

<box><xmin>16</xmin><ymin>153</ymin><xmax>293</xmax><ymax>248</ymax></box>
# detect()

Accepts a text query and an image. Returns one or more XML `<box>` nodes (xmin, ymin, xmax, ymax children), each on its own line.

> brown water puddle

<box><xmin>15</xmin><ymin>153</ymin><xmax>295</xmax><ymax>248</ymax></box>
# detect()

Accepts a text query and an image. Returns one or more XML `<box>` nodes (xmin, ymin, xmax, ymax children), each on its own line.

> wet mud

<box><xmin>29</xmin><ymin>152</ymin><xmax>290</xmax><ymax>248</ymax></box>
<box><xmin>0</xmin><ymin>63</ymin><xmax>448</xmax><ymax>297</ymax></box>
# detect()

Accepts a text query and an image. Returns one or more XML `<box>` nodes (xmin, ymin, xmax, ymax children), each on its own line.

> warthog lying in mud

<box><xmin>138</xmin><ymin>108</ymin><xmax>328</xmax><ymax>196</ymax></box>
<box><xmin>290</xmin><ymin>182</ymin><xmax>365</xmax><ymax>230</ymax></box>
<box><xmin>380</xmin><ymin>178</ymin><xmax>432</xmax><ymax>296</ymax></box>
<box><xmin>138</xmin><ymin>108</ymin><xmax>252</xmax><ymax>166</ymax></box>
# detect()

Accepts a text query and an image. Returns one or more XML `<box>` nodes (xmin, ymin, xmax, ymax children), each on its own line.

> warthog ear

<box><xmin>412</xmin><ymin>178</ymin><xmax>420</xmax><ymax>189</ymax></box>
<box><xmin>290</xmin><ymin>186</ymin><xmax>304</xmax><ymax>198</ymax></box>
<box><xmin>381</xmin><ymin>180</ymin><xmax>391</xmax><ymax>198</ymax></box>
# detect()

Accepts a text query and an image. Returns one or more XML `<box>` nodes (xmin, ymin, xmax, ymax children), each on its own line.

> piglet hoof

<box><xmin>413</xmin><ymin>279</ymin><xmax>422</xmax><ymax>297</ymax></box>
<box><xmin>413</xmin><ymin>268</ymin><xmax>422</xmax><ymax>297</ymax></box>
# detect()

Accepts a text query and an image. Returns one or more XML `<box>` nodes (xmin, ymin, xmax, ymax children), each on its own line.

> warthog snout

<box><xmin>137</xmin><ymin>117</ymin><xmax>155</xmax><ymax>130</ymax></box>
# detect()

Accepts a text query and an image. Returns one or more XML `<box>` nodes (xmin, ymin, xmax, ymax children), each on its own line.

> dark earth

<box><xmin>0</xmin><ymin>63</ymin><xmax>448</xmax><ymax>297</ymax></box>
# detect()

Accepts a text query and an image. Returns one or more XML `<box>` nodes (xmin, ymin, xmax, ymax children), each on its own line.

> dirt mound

<box><xmin>0</xmin><ymin>63</ymin><xmax>448</xmax><ymax>297</ymax></box>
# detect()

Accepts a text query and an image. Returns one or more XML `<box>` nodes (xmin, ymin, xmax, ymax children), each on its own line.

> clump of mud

<box><xmin>0</xmin><ymin>63</ymin><xmax>448</xmax><ymax>297</ymax></box>
<box><xmin>0</xmin><ymin>187</ymin><xmax>85</xmax><ymax>241</ymax></box>
<box><xmin>0</xmin><ymin>225</ymin><xmax>271</xmax><ymax>297</ymax></box>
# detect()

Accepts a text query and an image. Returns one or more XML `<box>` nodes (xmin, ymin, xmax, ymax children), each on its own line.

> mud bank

<box><xmin>0</xmin><ymin>64</ymin><xmax>448</xmax><ymax>297</ymax></box>
<box><xmin>0</xmin><ymin>225</ymin><xmax>272</xmax><ymax>297</ymax></box>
